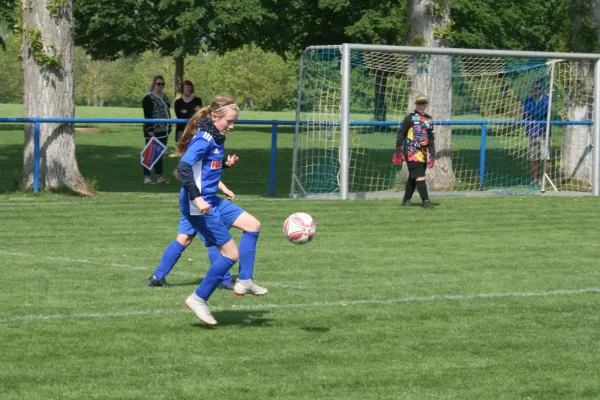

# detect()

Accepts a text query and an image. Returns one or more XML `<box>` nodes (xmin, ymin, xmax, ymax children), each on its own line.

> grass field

<box><xmin>0</xmin><ymin>195</ymin><xmax>599</xmax><ymax>399</ymax></box>
<box><xmin>1</xmin><ymin>103</ymin><xmax>600</xmax><ymax>399</ymax></box>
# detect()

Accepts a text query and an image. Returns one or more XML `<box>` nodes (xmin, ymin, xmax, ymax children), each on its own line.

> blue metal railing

<box><xmin>0</xmin><ymin>117</ymin><xmax>593</xmax><ymax>194</ymax></box>
<box><xmin>0</xmin><ymin>118</ymin><xmax>296</xmax><ymax>195</ymax></box>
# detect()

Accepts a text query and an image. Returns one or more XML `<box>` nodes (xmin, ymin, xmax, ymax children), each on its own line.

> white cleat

<box><xmin>184</xmin><ymin>293</ymin><xmax>217</xmax><ymax>326</ymax></box>
<box><xmin>234</xmin><ymin>279</ymin><xmax>268</xmax><ymax>296</ymax></box>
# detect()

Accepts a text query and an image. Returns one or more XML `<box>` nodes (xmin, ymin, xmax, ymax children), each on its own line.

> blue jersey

<box><xmin>179</xmin><ymin>130</ymin><xmax>225</xmax><ymax>215</ymax></box>
<box><xmin>523</xmin><ymin>94</ymin><xmax>550</xmax><ymax>137</ymax></box>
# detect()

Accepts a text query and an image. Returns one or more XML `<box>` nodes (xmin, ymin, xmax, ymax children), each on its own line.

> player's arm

<box><xmin>177</xmin><ymin>138</ymin><xmax>210</xmax><ymax>212</ymax></box>
<box><xmin>522</xmin><ymin>99</ymin><xmax>532</xmax><ymax>121</ymax></box>
<box><xmin>218</xmin><ymin>181</ymin><xmax>235</xmax><ymax>200</ymax></box>
<box><xmin>428</xmin><ymin>120</ymin><xmax>436</xmax><ymax>159</ymax></box>
<box><xmin>392</xmin><ymin>114</ymin><xmax>410</xmax><ymax>164</ymax></box>
<box><xmin>396</xmin><ymin>114</ymin><xmax>411</xmax><ymax>151</ymax></box>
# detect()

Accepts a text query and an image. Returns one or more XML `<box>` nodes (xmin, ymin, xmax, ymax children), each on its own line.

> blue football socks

<box><xmin>208</xmin><ymin>246</ymin><xmax>233</xmax><ymax>285</ymax></box>
<box><xmin>152</xmin><ymin>241</ymin><xmax>185</xmax><ymax>280</ymax></box>
<box><xmin>238</xmin><ymin>231</ymin><xmax>260</xmax><ymax>280</ymax></box>
<box><xmin>195</xmin><ymin>255</ymin><xmax>236</xmax><ymax>300</ymax></box>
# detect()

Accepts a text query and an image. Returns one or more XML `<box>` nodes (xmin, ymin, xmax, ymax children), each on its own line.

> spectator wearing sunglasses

<box><xmin>142</xmin><ymin>75</ymin><xmax>172</xmax><ymax>184</ymax></box>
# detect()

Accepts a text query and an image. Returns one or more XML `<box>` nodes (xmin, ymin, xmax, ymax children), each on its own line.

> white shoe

<box><xmin>184</xmin><ymin>293</ymin><xmax>217</xmax><ymax>326</ymax></box>
<box><xmin>234</xmin><ymin>279</ymin><xmax>268</xmax><ymax>296</ymax></box>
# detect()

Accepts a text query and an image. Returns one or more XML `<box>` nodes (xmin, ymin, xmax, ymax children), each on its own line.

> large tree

<box><xmin>21</xmin><ymin>0</ymin><xmax>91</xmax><ymax>195</ymax></box>
<box><xmin>407</xmin><ymin>0</ymin><xmax>455</xmax><ymax>190</ymax></box>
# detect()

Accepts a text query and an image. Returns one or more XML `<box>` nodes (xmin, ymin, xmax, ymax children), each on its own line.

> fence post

<box><xmin>34</xmin><ymin>121</ymin><xmax>40</xmax><ymax>193</ymax></box>
<box><xmin>479</xmin><ymin>124</ymin><xmax>487</xmax><ymax>189</ymax></box>
<box><xmin>269</xmin><ymin>121</ymin><xmax>278</xmax><ymax>196</ymax></box>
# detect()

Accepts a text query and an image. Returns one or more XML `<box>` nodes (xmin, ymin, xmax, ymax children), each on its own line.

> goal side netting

<box><xmin>290</xmin><ymin>45</ymin><xmax>599</xmax><ymax>198</ymax></box>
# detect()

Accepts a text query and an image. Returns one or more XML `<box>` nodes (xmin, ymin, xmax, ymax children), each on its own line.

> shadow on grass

<box><xmin>0</xmin><ymin>143</ymin><xmax>295</xmax><ymax>197</ymax></box>
<box><xmin>190</xmin><ymin>309</ymin><xmax>272</xmax><ymax>328</ymax></box>
<box><xmin>2</xmin><ymin>127</ymin><xmax>565</xmax><ymax>196</ymax></box>
<box><xmin>166</xmin><ymin>279</ymin><xmax>203</xmax><ymax>287</ymax></box>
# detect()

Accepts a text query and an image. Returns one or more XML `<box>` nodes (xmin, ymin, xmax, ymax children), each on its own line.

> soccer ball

<box><xmin>283</xmin><ymin>212</ymin><xmax>316</xmax><ymax>245</ymax></box>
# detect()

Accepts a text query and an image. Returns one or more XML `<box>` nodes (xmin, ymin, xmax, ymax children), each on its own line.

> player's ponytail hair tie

<box><xmin>212</xmin><ymin>103</ymin><xmax>239</xmax><ymax>113</ymax></box>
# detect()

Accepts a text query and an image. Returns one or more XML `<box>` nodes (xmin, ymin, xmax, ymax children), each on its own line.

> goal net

<box><xmin>290</xmin><ymin>45</ymin><xmax>598</xmax><ymax>198</ymax></box>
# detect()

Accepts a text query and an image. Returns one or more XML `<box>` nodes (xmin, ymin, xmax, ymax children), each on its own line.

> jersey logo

<box><xmin>213</xmin><ymin>148</ymin><xmax>220</xmax><ymax>155</ymax></box>
<box><xmin>201</xmin><ymin>132</ymin><xmax>212</xmax><ymax>141</ymax></box>
<box><xmin>210</xmin><ymin>160</ymin><xmax>222</xmax><ymax>169</ymax></box>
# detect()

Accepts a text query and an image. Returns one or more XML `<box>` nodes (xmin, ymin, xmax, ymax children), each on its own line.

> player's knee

<box><xmin>176</xmin><ymin>233</ymin><xmax>194</xmax><ymax>248</ymax></box>
<box><xmin>249</xmin><ymin>217</ymin><xmax>261</xmax><ymax>232</ymax></box>
<box><xmin>220</xmin><ymin>241</ymin><xmax>239</xmax><ymax>261</ymax></box>
<box><xmin>236</xmin><ymin>212</ymin><xmax>261</xmax><ymax>232</ymax></box>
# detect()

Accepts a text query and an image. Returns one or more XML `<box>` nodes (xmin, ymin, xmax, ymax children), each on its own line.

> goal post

<box><xmin>291</xmin><ymin>44</ymin><xmax>600</xmax><ymax>198</ymax></box>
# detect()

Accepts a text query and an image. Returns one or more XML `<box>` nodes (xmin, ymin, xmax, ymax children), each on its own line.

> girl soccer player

<box><xmin>176</xmin><ymin>95</ymin><xmax>267</xmax><ymax>326</ymax></box>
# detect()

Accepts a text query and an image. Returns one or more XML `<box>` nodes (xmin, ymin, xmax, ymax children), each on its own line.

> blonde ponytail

<box><xmin>171</xmin><ymin>94</ymin><xmax>238</xmax><ymax>158</ymax></box>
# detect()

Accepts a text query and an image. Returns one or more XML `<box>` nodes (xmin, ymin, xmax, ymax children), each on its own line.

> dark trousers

<box><xmin>143</xmin><ymin>136</ymin><xmax>169</xmax><ymax>176</ymax></box>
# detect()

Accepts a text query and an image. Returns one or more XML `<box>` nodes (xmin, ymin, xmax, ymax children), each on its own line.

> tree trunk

<box><xmin>560</xmin><ymin>3</ymin><xmax>597</xmax><ymax>188</ymax></box>
<box><xmin>21</xmin><ymin>0</ymin><xmax>91</xmax><ymax>195</ymax></box>
<box><xmin>561</xmin><ymin>88</ymin><xmax>593</xmax><ymax>185</ymax></box>
<box><xmin>407</xmin><ymin>0</ymin><xmax>454</xmax><ymax>190</ymax></box>
<box><xmin>174</xmin><ymin>56</ymin><xmax>184</xmax><ymax>99</ymax></box>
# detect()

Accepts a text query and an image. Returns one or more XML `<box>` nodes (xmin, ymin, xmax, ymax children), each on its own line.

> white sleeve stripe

<box><xmin>202</xmin><ymin>132</ymin><xmax>212</xmax><ymax>141</ymax></box>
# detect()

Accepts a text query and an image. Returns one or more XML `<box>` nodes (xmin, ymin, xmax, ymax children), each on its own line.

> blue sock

<box><xmin>153</xmin><ymin>241</ymin><xmax>185</xmax><ymax>279</ymax></box>
<box><xmin>238</xmin><ymin>231</ymin><xmax>259</xmax><ymax>280</ymax></box>
<box><xmin>195</xmin><ymin>255</ymin><xmax>236</xmax><ymax>300</ymax></box>
<box><xmin>207</xmin><ymin>246</ymin><xmax>233</xmax><ymax>285</ymax></box>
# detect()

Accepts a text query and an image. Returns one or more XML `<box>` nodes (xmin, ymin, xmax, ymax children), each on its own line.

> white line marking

<box><xmin>1</xmin><ymin>287</ymin><xmax>598</xmax><ymax>324</ymax></box>
<box><xmin>0</xmin><ymin>250</ymin><xmax>306</xmax><ymax>289</ymax></box>
<box><xmin>0</xmin><ymin>250</ymin><xmax>162</xmax><ymax>273</ymax></box>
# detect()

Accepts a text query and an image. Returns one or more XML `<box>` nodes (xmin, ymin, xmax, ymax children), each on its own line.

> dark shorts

<box><xmin>407</xmin><ymin>161</ymin><xmax>426</xmax><ymax>178</ymax></box>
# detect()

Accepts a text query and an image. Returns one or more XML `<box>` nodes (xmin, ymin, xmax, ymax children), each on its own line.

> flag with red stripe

<box><xmin>140</xmin><ymin>137</ymin><xmax>167</xmax><ymax>171</ymax></box>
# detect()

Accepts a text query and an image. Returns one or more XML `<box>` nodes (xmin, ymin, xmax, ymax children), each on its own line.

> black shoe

<box><xmin>422</xmin><ymin>200</ymin><xmax>433</xmax><ymax>209</ymax></box>
<box><xmin>147</xmin><ymin>275</ymin><xmax>168</xmax><ymax>287</ymax></box>
<box><xmin>401</xmin><ymin>200</ymin><xmax>411</xmax><ymax>207</ymax></box>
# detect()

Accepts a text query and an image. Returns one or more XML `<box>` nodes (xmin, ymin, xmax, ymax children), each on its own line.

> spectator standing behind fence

<box><xmin>174</xmin><ymin>80</ymin><xmax>203</xmax><ymax>142</ymax></box>
<box><xmin>142</xmin><ymin>75</ymin><xmax>172</xmax><ymax>184</ymax></box>
<box><xmin>523</xmin><ymin>81</ymin><xmax>551</xmax><ymax>184</ymax></box>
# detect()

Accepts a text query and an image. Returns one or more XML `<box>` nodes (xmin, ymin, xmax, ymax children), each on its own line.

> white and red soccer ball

<box><xmin>283</xmin><ymin>212</ymin><xmax>316</xmax><ymax>245</ymax></box>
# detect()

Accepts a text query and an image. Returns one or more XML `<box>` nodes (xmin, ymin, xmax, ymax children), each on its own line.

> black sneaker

<box><xmin>147</xmin><ymin>275</ymin><xmax>168</xmax><ymax>287</ymax></box>
<box><xmin>401</xmin><ymin>200</ymin><xmax>411</xmax><ymax>207</ymax></box>
<box><xmin>422</xmin><ymin>200</ymin><xmax>433</xmax><ymax>209</ymax></box>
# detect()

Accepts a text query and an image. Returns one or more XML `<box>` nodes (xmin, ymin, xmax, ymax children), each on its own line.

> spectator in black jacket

<box><xmin>174</xmin><ymin>80</ymin><xmax>203</xmax><ymax>142</ymax></box>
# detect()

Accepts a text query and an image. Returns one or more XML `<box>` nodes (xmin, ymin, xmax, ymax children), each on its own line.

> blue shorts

<box><xmin>179</xmin><ymin>198</ymin><xmax>244</xmax><ymax>247</ymax></box>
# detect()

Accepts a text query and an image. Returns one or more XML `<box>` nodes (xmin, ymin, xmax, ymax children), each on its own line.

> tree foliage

<box><xmin>451</xmin><ymin>0</ymin><xmax>597</xmax><ymax>52</ymax></box>
<box><xmin>2</xmin><ymin>0</ymin><xmax>600</xmax><ymax>110</ymax></box>
<box><xmin>0</xmin><ymin>33</ymin><xmax>23</xmax><ymax>102</ymax></box>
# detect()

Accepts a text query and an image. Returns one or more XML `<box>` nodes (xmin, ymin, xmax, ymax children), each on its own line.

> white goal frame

<box><xmin>291</xmin><ymin>44</ymin><xmax>600</xmax><ymax>199</ymax></box>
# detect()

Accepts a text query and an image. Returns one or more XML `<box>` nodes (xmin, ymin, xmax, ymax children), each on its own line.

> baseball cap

<box><xmin>415</xmin><ymin>94</ymin><xmax>428</xmax><ymax>104</ymax></box>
